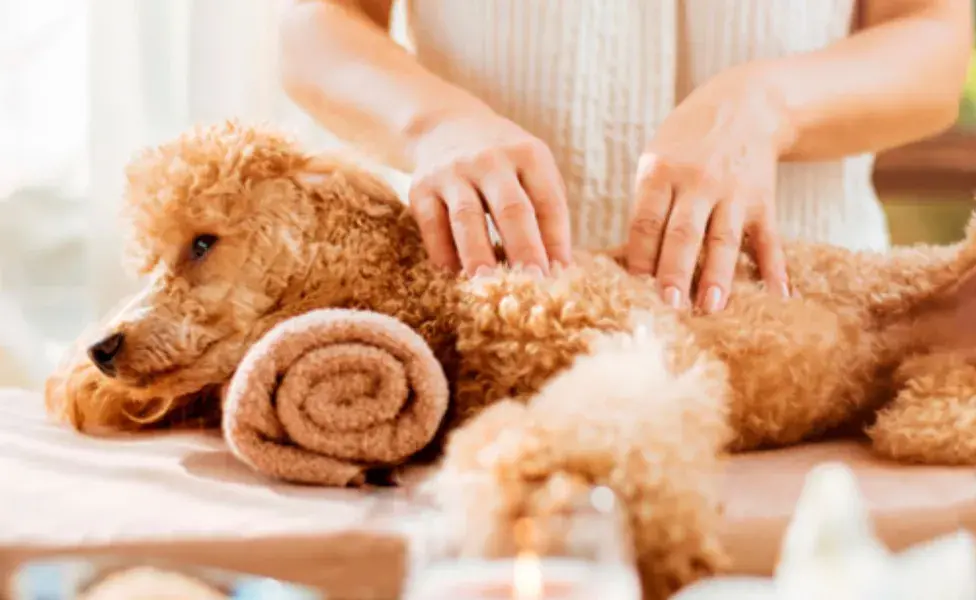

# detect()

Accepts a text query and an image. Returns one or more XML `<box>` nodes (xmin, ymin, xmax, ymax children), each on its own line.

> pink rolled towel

<box><xmin>222</xmin><ymin>309</ymin><xmax>449</xmax><ymax>486</ymax></box>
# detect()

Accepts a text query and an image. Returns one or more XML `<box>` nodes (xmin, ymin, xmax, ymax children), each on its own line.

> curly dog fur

<box><xmin>45</xmin><ymin>122</ymin><xmax>976</xmax><ymax>598</ymax></box>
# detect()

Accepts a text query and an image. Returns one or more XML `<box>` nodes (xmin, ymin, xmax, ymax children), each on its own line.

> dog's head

<box><xmin>72</xmin><ymin>121</ymin><xmax>423</xmax><ymax>423</ymax></box>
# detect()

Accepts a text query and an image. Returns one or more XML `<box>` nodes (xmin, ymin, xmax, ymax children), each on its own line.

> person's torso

<box><xmin>402</xmin><ymin>0</ymin><xmax>889</xmax><ymax>251</ymax></box>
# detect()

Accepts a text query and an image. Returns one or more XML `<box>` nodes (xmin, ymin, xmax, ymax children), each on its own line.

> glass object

<box><xmin>399</xmin><ymin>480</ymin><xmax>642</xmax><ymax>600</ymax></box>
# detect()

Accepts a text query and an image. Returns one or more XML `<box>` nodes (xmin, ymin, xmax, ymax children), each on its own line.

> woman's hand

<box><xmin>407</xmin><ymin>108</ymin><xmax>573</xmax><ymax>278</ymax></box>
<box><xmin>626</xmin><ymin>66</ymin><xmax>795</xmax><ymax>313</ymax></box>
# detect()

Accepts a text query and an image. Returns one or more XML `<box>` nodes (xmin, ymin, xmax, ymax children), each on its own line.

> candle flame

<box><xmin>513</xmin><ymin>551</ymin><xmax>543</xmax><ymax>600</ymax></box>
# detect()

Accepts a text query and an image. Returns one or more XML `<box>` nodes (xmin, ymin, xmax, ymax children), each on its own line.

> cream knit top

<box><xmin>401</xmin><ymin>0</ymin><xmax>890</xmax><ymax>252</ymax></box>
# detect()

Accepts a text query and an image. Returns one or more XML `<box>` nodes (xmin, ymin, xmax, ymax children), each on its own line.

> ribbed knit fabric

<box><xmin>403</xmin><ymin>0</ymin><xmax>890</xmax><ymax>252</ymax></box>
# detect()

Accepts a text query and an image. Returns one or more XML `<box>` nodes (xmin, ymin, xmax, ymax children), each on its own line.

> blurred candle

<box><xmin>404</xmin><ymin>554</ymin><xmax>639</xmax><ymax>599</ymax></box>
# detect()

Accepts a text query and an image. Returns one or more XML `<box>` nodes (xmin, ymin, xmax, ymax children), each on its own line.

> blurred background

<box><xmin>0</xmin><ymin>0</ymin><xmax>974</xmax><ymax>389</ymax></box>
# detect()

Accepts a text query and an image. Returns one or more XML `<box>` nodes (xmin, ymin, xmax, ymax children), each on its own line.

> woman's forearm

<box><xmin>278</xmin><ymin>0</ymin><xmax>490</xmax><ymax>171</ymax></box>
<box><xmin>748</xmin><ymin>0</ymin><xmax>973</xmax><ymax>161</ymax></box>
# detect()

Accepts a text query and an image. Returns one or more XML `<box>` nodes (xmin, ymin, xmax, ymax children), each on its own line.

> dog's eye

<box><xmin>189</xmin><ymin>234</ymin><xmax>219</xmax><ymax>261</ymax></box>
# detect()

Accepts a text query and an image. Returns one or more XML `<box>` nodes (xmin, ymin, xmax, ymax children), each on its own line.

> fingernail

<box><xmin>525</xmin><ymin>265</ymin><xmax>545</xmax><ymax>280</ymax></box>
<box><xmin>702</xmin><ymin>286</ymin><xmax>723</xmax><ymax>314</ymax></box>
<box><xmin>474</xmin><ymin>266</ymin><xmax>493</xmax><ymax>278</ymax></box>
<box><xmin>662</xmin><ymin>286</ymin><xmax>682</xmax><ymax>309</ymax></box>
<box><xmin>779</xmin><ymin>282</ymin><xmax>791</xmax><ymax>299</ymax></box>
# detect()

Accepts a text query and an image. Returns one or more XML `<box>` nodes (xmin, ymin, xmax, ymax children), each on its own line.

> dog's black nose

<box><xmin>87</xmin><ymin>333</ymin><xmax>125</xmax><ymax>377</ymax></box>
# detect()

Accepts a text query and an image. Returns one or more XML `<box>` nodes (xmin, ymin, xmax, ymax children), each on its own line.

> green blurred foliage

<box><xmin>883</xmin><ymin>198</ymin><xmax>972</xmax><ymax>246</ymax></box>
<box><xmin>960</xmin><ymin>5</ymin><xmax>976</xmax><ymax>128</ymax></box>
<box><xmin>881</xmin><ymin>17</ymin><xmax>976</xmax><ymax>247</ymax></box>
<box><xmin>960</xmin><ymin>48</ymin><xmax>976</xmax><ymax>129</ymax></box>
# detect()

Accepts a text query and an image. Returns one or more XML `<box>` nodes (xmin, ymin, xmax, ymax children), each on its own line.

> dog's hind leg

<box><xmin>868</xmin><ymin>352</ymin><xmax>976</xmax><ymax>465</ymax></box>
<box><xmin>432</xmin><ymin>317</ymin><xmax>733</xmax><ymax>600</ymax></box>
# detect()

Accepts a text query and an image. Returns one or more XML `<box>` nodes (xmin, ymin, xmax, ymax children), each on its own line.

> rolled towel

<box><xmin>223</xmin><ymin>308</ymin><xmax>450</xmax><ymax>486</ymax></box>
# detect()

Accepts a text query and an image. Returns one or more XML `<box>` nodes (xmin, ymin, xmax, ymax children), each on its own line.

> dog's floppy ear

<box><xmin>296</xmin><ymin>155</ymin><xmax>406</xmax><ymax>212</ymax></box>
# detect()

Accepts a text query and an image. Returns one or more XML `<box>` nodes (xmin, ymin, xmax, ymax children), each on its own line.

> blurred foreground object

<box><xmin>673</xmin><ymin>462</ymin><xmax>976</xmax><ymax>600</ymax></box>
<box><xmin>9</xmin><ymin>556</ymin><xmax>323</xmax><ymax>600</ymax></box>
<box><xmin>403</xmin><ymin>481</ymin><xmax>642</xmax><ymax>600</ymax></box>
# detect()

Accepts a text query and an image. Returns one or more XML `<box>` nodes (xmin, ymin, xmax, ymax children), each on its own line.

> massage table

<box><xmin>2</xmin><ymin>388</ymin><xmax>974</xmax><ymax>599</ymax></box>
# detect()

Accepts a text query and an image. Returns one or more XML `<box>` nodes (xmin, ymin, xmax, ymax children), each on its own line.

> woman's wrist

<box><xmin>723</xmin><ymin>61</ymin><xmax>801</xmax><ymax>160</ymax></box>
<box><xmin>400</xmin><ymin>92</ymin><xmax>496</xmax><ymax>168</ymax></box>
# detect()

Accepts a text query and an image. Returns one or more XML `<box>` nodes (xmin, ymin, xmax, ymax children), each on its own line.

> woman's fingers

<box><xmin>408</xmin><ymin>185</ymin><xmax>462</xmax><ymax>273</ymax></box>
<box><xmin>479</xmin><ymin>168</ymin><xmax>550</xmax><ymax>276</ymax></box>
<box><xmin>517</xmin><ymin>146</ymin><xmax>574</xmax><ymax>268</ymax></box>
<box><xmin>409</xmin><ymin>177</ymin><xmax>498</xmax><ymax>276</ymax></box>
<box><xmin>653</xmin><ymin>189</ymin><xmax>715</xmax><ymax>309</ymax></box>
<box><xmin>441</xmin><ymin>179</ymin><xmax>497</xmax><ymax>275</ymax></box>
<box><xmin>748</xmin><ymin>211</ymin><xmax>791</xmax><ymax>297</ymax></box>
<box><xmin>409</xmin><ymin>135</ymin><xmax>572</xmax><ymax>277</ymax></box>
<box><xmin>696</xmin><ymin>199</ymin><xmax>745</xmax><ymax>313</ymax></box>
<box><xmin>411</xmin><ymin>160</ymin><xmax>569</xmax><ymax>278</ymax></box>
<box><xmin>626</xmin><ymin>155</ymin><xmax>674</xmax><ymax>276</ymax></box>
<box><xmin>405</xmin><ymin>109</ymin><xmax>575</xmax><ymax>278</ymax></box>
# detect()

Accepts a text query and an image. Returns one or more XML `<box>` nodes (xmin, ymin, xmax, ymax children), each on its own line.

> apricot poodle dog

<box><xmin>46</xmin><ymin>121</ymin><xmax>976</xmax><ymax>599</ymax></box>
